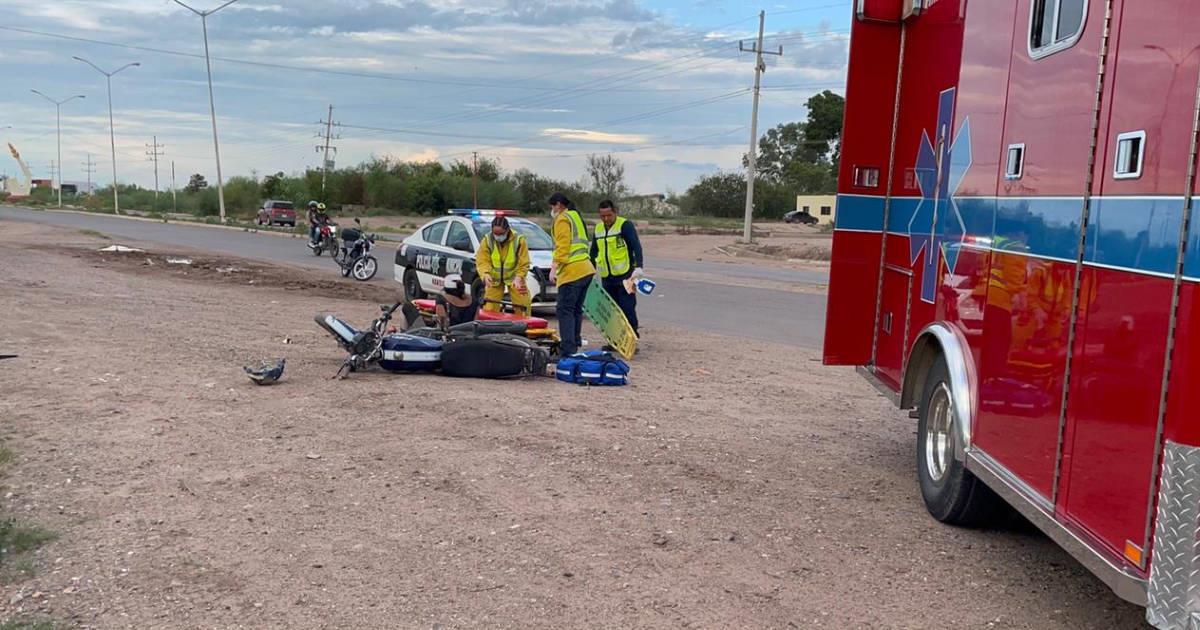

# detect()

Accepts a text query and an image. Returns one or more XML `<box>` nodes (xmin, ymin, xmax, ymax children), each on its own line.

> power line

<box><xmin>146</xmin><ymin>136</ymin><xmax>164</xmax><ymax>211</ymax></box>
<box><xmin>82</xmin><ymin>153</ymin><xmax>96</xmax><ymax>194</ymax></box>
<box><xmin>315</xmin><ymin>104</ymin><xmax>340</xmax><ymax>194</ymax></box>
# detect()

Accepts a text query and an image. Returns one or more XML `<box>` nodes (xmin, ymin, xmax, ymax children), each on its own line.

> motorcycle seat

<box><xmin>447</xmin><ymin>320</ymin><xmax>528</xmax><ymax>337</ymax></box>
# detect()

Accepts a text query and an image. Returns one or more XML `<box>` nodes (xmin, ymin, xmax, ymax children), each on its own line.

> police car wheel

<box><xmin>472</xmin><ymin>279</ymin><xmax>484</xmax><ymax>306</ymax></box>
<box><xmin>403</xmin><ymin>269</ymin><xmax>424</xmax><ymax>300</ymax></box>
<box><xmin>916</xmin><ymin>355</ymin><xmax>1005</xmax><ymax>527</ymax></box>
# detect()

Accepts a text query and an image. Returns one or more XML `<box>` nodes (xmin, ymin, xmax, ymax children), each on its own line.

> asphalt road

<box><xmin>0</xmin><ymin>205</ymin><xmax>829</xmax><ymax>347</ymax></box>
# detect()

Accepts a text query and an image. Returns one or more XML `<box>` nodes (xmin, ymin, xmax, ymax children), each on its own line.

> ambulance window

<box><xmin>1030</xmin><ymin>0</ymin><xmax>1086</xmax><ymax>58</ymax></box>
<box><xmin>1005</xmin><ymin>144</ymin><xmax>1025</xmax><ymax>180</ymax></box>
<box><xmin>422</xmin><ymin>220</ymin><xmax>447</xmax><ymax>245</ymax></box>
<box><xmin>853</xmin><ymin>166</ymin><xmax>880</xmax><ymax>188</ymax></box>
<box><xmin>1114</xmin><ymin>131</ymin><xmax>1145</xmax><ymax>180</ymax></box>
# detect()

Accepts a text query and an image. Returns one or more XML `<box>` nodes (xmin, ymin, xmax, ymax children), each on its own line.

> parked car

<box><xmin>394</xmin><ymin>210</ymin><xmax>557</xmax><ymax>309</ymax></box>
<box><xmin>783</xmin><ymin>210</ymin><xmax>819</xmax><ymax>225</ymax></box>
<box><xmin>257</xmin><ymin>200</ymin><xmax>296</xmax><ymax>226</ymax></box>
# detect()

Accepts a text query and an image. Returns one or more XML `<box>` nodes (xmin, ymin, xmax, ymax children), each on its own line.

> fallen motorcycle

<box><xmin>317</xmin><ymin>302</ymin><xmax>548</xmax><ymax>379</ymax></box>
<box><xmin>315</xmin><ymin>302</ymin><xmax>442</xmax><ymax>378</ymax></box>
<box><xmin>335</xmin><ymin>219</ymin><xmax>378</xmax><ymax>281</ymax></box>
<box><xmin>411</xmin><ymin>297</ymin><xmax>560</xmax><ymax>355</ymax></box>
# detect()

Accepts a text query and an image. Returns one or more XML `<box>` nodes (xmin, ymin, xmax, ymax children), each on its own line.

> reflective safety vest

<box><xmin>594</xmin><ymin>216</ymin><xmax>631</xmax><ymax>278</ymax></box>
<box><xmin>487</xmin><ymin>233</ymin><xmax>525</xmax><ymax>284</ymax></box>
<box><xmin>564</xmin><ymin>210</ymin><xmax>591</xmax><ymax>264</ymax></box>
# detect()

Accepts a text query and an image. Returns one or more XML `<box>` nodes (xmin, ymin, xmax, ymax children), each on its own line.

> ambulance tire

<box><xmin>916</xmin><ymin>355</ymin><xmax>1005</xmax><ymax>527</ymax></box>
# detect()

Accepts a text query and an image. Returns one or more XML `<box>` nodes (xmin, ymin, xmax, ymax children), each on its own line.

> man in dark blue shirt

<box><xmin>590</xmin><ymin>200</ymin><xmax>644</xmax><ymax>336</ymax></box>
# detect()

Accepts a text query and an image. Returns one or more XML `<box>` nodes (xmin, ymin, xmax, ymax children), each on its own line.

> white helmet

<box><xmin>443</xmin><ymin>273</ymin><xmax>466</xmax><ymax>297</ymax></box>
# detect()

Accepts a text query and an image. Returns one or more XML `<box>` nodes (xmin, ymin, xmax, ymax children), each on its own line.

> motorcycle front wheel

<box><xmin>353</xmin><ymin>256</ymin><xmax>378</xmax><ymax>281</ymax></box>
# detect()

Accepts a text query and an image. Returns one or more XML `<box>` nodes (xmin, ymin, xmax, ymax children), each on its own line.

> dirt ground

<box><xmin>0</xmin><ymin>223</ymin><xmax>1144</xmax><ymax>629</ymax></box>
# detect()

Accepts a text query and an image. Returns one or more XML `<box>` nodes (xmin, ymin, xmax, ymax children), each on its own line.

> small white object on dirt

<box><xmin>166</xmin><ymin>258</ymin><xmax>193</xmax><ymax>265</ymax></box>
<box><xmin>99</xmin><ymin>245</ymin><xmax>143</xmax><ymax>253</ymax></box>
<box><xmin>305</xmin><ymin>453</ymin><xmax>322</xmax><ymax>460</ymax></box>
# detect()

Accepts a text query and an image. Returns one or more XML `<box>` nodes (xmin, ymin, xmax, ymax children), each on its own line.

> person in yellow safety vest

<box><xmin>547</xmin><ymin>192</ymin><xmax>595</xmax><ymax>357</ymax></box>
<box><xmin>590</xmin><ymin>199</ymin><xmax>644</xmax><ymax>336</ymax></box>
<box><xmin>475</xmin><ymin>215</ymin><xmax>532</xmax><ymax>317</ymax></box>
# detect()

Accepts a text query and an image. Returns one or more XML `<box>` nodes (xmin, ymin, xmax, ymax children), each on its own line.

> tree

<box><xmin>185</xmin><ymin>174</ymin><xmax>208</xmax><ymax>194</ymax></box>
<box><xmin>751</xmin><ymin>90</ymin><xmax>846</xmax><ymax>194</ymax></box>
<box><xmin>684</xmin><ymin>172</ymin><xmax>746</xmax><ymax>218</ymax></box>
<box><xmin>585</xmin><ymin>154</ymin><xmax>629</xmax><ymax>201</ymax></box>
<box><xmin>261</xmin><ymin>171</ymin><xmax>286</xmax><ymax>199</ymax></box>
<box><xmin>803</xmin><ymin>90</ymin><xmax>846</xmax><ymax>164</ymax></box>
<box><xmin>449</xmin><ymin>156</ymin><xmax>500</xmax><ymax>182</ymax></box>
<box><xmin>756</xmin><ymin>122</ymin><xmax>815</xmax><ymax>181</ymax></box>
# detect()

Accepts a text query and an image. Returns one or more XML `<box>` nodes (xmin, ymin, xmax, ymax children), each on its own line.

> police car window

<box><xmin>446</xmin><ymin>222</ymin><xmax>473</xmax><ymax>252</ymax></box>
<box><xmin>510</xmin><ymin>221</ymin><xmax>555</xmax><ymax>250</ymax></box>
<box><xmin>470</xmin><ymin>218</ymin><xmax>554</xmax><ymax>250</ymax></box>
<box><xmin>422</xmin><ymin>221</ymin><xmax>447</xmax><ymax>245</ymax></box>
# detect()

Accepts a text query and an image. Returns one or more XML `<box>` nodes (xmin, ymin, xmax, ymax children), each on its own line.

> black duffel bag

<box><xmin>440</xmin><ymin>334</ymin><xmax>548</xmax><ymax>379</ymax></box>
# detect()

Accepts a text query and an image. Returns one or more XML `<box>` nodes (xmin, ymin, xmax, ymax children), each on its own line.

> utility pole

<box><xmin>82</xmin><ymin>153</ymin><xmax>96</xmax><ymax>196</ymax></box>
<box><xmin>173</xmin><ymin>0</ymin><xmax>238</xmax><ymax>223</ymax></box>
<box><xmin>315</xmin><ymin>104</ymin><xmax>339</xmax><ymax>195</ymax></box>
<box><xmin>146</xmin><ymin>136</ymin><xmax>164</xmax><ymax>211</ymax></box>
<box><xmin>472</xmin><ymin>151</ymin><xmax>479</xmax><ymax>210</ymax></box>
<box><xmin>170</xmin><ymin>161</ymin><xmax>178</xmax><ymax>214</ymax></box>
<box><xmin>739</xmin><ymin>10</ymin><xmax>783</xmax><ymax>243</ymax></box>
<box><xmin>48</xmin><ymin>161</ymin><xmax>57</xmax><ymax>195</ymax></box>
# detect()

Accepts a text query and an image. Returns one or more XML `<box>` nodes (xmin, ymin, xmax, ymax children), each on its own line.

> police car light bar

<box><xmin>447</xmin><ymin>209</ymin><xmax>521</xmax><ymax>218</ymax></box>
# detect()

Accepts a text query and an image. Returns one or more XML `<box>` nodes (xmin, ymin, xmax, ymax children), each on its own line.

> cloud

<box><xmin>0</xmin><ymin>0</ymin><xmax>850</xmax><ymax>194</ymax></box>
<box><xmin>541</xmin><ymin>128</ymin><xmax>648</xmax><ymax>144</ymax></box>
<box><xmin>468</xmin><ymin>104</ymin><xmax>572</xmax><ymax>114</ymax></box>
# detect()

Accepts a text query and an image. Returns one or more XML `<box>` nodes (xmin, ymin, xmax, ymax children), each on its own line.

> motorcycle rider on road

<box><xmin>307</xmin><ymin>201</ymin><xmax>329</xmax><ymax>247</ymax></box>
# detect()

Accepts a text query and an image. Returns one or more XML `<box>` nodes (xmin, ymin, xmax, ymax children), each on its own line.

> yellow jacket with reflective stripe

<box><xmin>594</xmin><ymin>216</ymin><xmax>631</xmax><ymax>278</ymax></box>
<box><xmin>553</xmin><ymin>209</ymin><xmax>595</xmax><ymax>286</ymax></box>
<box><xmin>476</xmin><ymin>233</ymin><xmax>529</xmax><ymax>284</ymax></box>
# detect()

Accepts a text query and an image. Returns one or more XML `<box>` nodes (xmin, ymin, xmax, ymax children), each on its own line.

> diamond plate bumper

<box><xmin>1147</xmin><ymin>441</ymin><xmax>1200</xmax><ymax>629</ymax></box>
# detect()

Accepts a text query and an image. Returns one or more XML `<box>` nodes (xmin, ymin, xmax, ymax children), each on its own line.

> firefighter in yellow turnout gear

<box><xmin>475</xmin><ymin>215</ymin><xmax>532</xmax><ymax>317</ymax></box>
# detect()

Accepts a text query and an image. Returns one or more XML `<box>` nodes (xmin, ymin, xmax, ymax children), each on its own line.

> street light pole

<box><xmin>73</xmin><ymin>57</ymin><xmax>139</xmax><ymax>215</ymax></box>
<box><xmin>174</xmin><ymin>0</ymin><xmax>239</xmax><ymax>224</ymax></box>
<box><xmin>30</xmin><ymin>90</ymin><xmax>85</xmax><ymax>208</ymax></box>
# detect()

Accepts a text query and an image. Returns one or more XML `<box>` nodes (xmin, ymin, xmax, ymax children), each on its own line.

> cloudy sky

<box><xmin>1</xmin><ymin>0</ymin><xmax>849</xmax><ymax>194</ymax></box>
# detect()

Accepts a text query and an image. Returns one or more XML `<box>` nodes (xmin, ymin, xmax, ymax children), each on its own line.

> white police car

<box><xmin>394</xmin><ymin>210</ymin><xmax>558</xmax><ymax>308</ymax></box>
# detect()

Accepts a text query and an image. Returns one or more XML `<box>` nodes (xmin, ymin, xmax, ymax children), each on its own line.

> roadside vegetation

<box><xmin>0</xmin><ymin>444</ymin><xmax>57</xmax><ymax>585</ymax></box>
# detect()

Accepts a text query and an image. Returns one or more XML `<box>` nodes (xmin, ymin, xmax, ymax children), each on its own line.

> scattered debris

<box><xmin>166</xmin><ymin>258</ymin><xmax>193</xmax><ymax>265</ymax></box>
<box><xmin>244</xmin><ymin>358</ymin><xmax>286</xmax><ymax>386</ymax></box>
<box><xmin>99</xmin><ymin>245</ymin><xmax>143</xmax><ymax>253</ymax></box>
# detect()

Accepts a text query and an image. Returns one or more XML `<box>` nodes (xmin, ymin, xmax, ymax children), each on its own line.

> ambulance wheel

<box><xmin>403</xmin><ymin>269</ymin><xmax>424</xmax><ymax>301</ymax></box>
<box><xmin>916</xmin><ymin>355</ymin><xmax>1004</xmax><ymax>527</ymax></box>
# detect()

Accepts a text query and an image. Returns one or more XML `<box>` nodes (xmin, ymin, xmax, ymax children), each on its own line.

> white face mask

<box><xmin>494</xmin><ymin>233</ymin><xmax>508</xmax><ymax>243</ymax></box>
